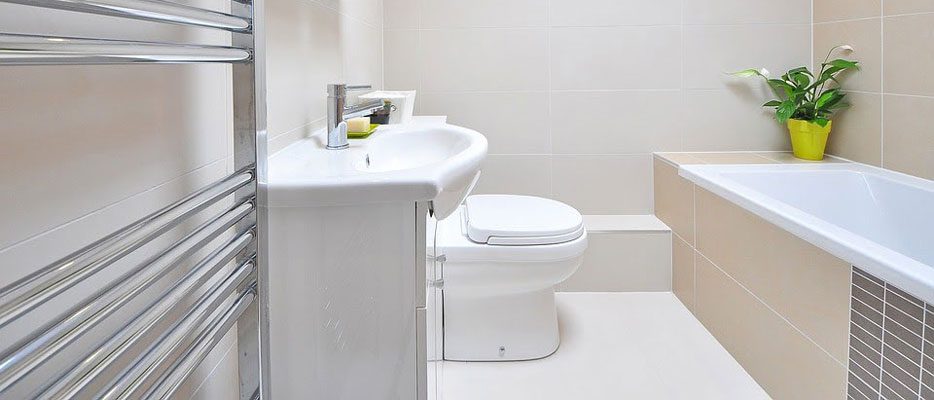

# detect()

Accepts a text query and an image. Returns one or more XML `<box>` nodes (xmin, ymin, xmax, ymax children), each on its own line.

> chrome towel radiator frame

<box><xmin>0</xmin><ymin>0</ymin><xmax>269</xmax><ymax>398</ymax></box>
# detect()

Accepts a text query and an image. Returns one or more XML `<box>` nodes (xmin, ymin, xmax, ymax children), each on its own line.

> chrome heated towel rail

<box><xmin>0</xmin><ymin>0</ymin><xmax>268</xmax><ymax>398</ymax></box>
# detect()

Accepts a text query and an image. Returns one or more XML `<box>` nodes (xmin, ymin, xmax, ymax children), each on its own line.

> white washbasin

<box><xmin>680</xmin><ymin>162</ymin><xmax>934</xmax><ymax>304</ymax></box>
<box><xmin>268</xmin><ymin>122</ymin><xmax>488</xmax><ymax>219</ymax></box>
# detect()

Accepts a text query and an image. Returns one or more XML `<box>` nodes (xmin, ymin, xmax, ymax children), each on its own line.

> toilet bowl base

<box><xmin>443</xmin><ymin>287</ymin><xmax>559</xmax><ymax>361</ymax></box>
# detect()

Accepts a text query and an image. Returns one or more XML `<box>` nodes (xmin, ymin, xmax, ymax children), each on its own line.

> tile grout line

<box><xmin>846</xmin><ymin>266</ymin><xmax>854</xmax><ymax>399</ymax></box>
<box><xmin>879</xmin><ymin>283</ymin><xmax>888</xmax><ymax>396</ymax></box>
<box><xmin>920</xmin><ymin>305</ymin><xmax>927</xmax><ymax>397</ymax></box>
<box><xmin>697</xmin><ymin>251</ymin><xmax>846</xmax><ymax>367</ymax></box>
<box><xmin>879</xmin><ymin>0</ymin><xmax>886</xmax><ymax>168</ymax></box>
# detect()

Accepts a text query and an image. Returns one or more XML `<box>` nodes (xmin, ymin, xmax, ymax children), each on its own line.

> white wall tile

<box><xmin>549</xmin><ymin>0</ymin><xmax>681</xmax><ymax>27</ymax></box>
<box><xmin>558</xmin><ymin>231</ymin><xmax>673</xmax><ymax>292</ymax></box>
<box><xmin>267</xmin><ymin>0</ymin><xmax>341</xmax><ymax>138</ymax></box>
<box><xmin>551</xmin><ymin>90</ymin><xmax>682</xmax><ymax>154</ymax></box>
<box><xmin>419</xmin><ymin>28</ymin><xmax>549</xmax><ymax>91</ymax></box>
<box><xmin>340</xmin><ymin>16</ymin><xmax>384</xmax><ymax>87</ymax></box>
<box><xmin>384</xmin><ymin>29</ymin><xmax>420</xmax><ymax>90</ymax></box>
<box><xmin>552</xmin><ymin>155</ymin><xmax>654</xmax><ymax>214</ymax></box>
<box><xmin>682</xmin><ymin>89</ymin><xmax>790</xmax><ymax>151</ymax></box>
<box><xmin>683</xmin><ymin>0</ymin><xmax>811</xmax><ymax>24</ymax></box>
<box><xmin>473</xmin><ymin>155</ymin><xmax>552</xmax><ymax>197</ymax></box>
<box><xmin>550</xmin><ymin>26</ymin><xmax>681</xmax><ymax>90</ymax></box>
<box><xmin>420</xmin><ymin>0</ymin><xmax>547</xmax><ymax>28</ymax></box>
<box><xmin>383</xmin><ymin>0</ymin><xmax>418</xmax><ymax>29</ymax></box>
<box><xmin>683</xmin><ymin>24</ymin><xmax>812</xmax><ymax>90</ymax></box>
<box><xmin>419</xmin><ymin>92</ymin><xmax>551</xmax><ymax>154</ymax></box>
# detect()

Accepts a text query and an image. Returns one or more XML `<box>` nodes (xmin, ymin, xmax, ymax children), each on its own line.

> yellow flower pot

<box><xmin>787</xmin><ymin>119</ymin><xmax>832</xmax><ymax>161</ymax></box>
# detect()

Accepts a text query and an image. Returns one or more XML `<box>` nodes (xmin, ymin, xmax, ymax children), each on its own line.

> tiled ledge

<box><xmin>654</xmin><ymin>151</ymin><xmax>850</xmax><ymax>166</ymax></box>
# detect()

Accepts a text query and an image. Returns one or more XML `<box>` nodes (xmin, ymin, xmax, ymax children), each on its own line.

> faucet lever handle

<box><xmin>345</xmin><ymin>84</ymin><xmax>372</xmax><ymax>91</ymax></box>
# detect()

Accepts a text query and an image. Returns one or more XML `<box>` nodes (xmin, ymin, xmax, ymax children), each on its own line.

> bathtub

<box><xmin>679</xmin><ymin>162</ymin><xmax>934</xmax><ymax>304</ymax></box>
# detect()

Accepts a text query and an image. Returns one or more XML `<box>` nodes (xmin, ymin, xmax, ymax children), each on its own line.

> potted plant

<box><xmin>733</xmin><ymin>45</ymin><xmax>859</xmax><ymax>160</ymax></box>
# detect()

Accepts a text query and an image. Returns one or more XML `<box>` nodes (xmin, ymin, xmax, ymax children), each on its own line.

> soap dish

<box><xmin>348</xmin><ymin>124</ymin><xmax>379</xmax><ymax>139</ymax></box>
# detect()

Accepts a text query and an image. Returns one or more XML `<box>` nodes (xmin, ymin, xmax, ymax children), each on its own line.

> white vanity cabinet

<box><xmin>265</xmin><ymin>122</ymin><xmax>485</xmax><ymax>399</ymax></box>
<box><xmin>266</xmin><ymin>200</ymin><xmax>430</xmax><ymax>400</ymax></box>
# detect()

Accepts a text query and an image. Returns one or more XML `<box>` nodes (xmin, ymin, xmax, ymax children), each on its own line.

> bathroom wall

<box><xmin>0</xmin><ymin>0</ymin><xmax>382</xmax><ymax>397</ymax></box>
<box><xmin>382</xmin><ymin>0</ymin><xmax>811</xmax><ymax>215</ymax></box>
<box><xmin>266</xmin><ymin>0</ymin><xmax>384</xmax><ymax>155</ymax></box>
<box><xmin>814</xmin><ymin>0</ymin><xmax>934</xmax><ymax>180</ymax></box>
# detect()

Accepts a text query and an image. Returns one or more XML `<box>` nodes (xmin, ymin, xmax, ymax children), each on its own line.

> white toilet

<box><xmin>432</xmin><ymin>194</ymin><xmax>588</xmax><ymax>361</ymax></box>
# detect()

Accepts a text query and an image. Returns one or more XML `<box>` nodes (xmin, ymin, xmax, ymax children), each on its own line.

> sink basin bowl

<box><xmin>268</xmin><ymin>122</ymin><xmax>488</xmax><ymax>218</ymax></box>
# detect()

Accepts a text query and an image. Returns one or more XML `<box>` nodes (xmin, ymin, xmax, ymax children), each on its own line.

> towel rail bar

<box><xmin>0</xmin><ymin>0</ymin><xmax>268</xmax><ymax>394</ymax></box>
<box><xmin>0</xmin><ymin>200</ymin><xmax>254</xmax><ymax>394</ymax></box>
<box><xmin>0</xmin><ymin>168</ymin><xmax>253</xmax><ymax>330</ymax></box>
<box><xmin>0</xmin><ymin>33</ymin><xmax>251</xmax><ymax>65</ymax></box>
<box><xmin>35</xmin><ymin>242</ymin><xmax>255</xmax><ymax>399</ymax></box>
<box><xmin>145</xmin><ymin>288</ymin><xmax>255</xmax><ymax>400</ymax></box>
<box><xmin>0</xmin><ymin>0</ymin><xmax>251</xmax><ymax>31</ymax></box>
<box><xmin>101</xmin><ymin>259</ymin><xmax>255</xmax><ymax>399</ymax></box>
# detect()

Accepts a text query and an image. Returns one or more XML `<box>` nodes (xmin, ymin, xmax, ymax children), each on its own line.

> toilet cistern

<box><xmin>326</xmin><ymin>83</ymin><xmax>385</xmax><ymax>150</ymax></box>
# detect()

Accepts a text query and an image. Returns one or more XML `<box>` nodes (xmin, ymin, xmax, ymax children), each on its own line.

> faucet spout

<box><xmin>326</xmin><ymin>83</ymin><xmax>383</xmax><ymax>150</ymax></box>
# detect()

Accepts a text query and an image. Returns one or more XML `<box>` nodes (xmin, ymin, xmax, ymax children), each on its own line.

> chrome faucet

<box><xmin>326</xmin><ymin>83</ymin><xmax>385</xmax><ymax>150</ymax></box>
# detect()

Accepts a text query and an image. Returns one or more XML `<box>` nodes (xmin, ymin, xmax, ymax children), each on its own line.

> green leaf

<box><xmin>730</xmin><ymin>68</ymin><xmax>766</xmax><ymax>77</ymax></box>
<box><xmin>776</xmin><ymin>100</ymin><xmax>796</xmax><ymax>124</ymax></box>
<box><xmin>815</xmin><ymin>88</ymin><xmax>842</xmax><ymax>109</ymax></box>
<box><xmin>814</xmin><ymin>118</ymin><xmax>830</xmax><ymax>127</ymax></box>
<box><xmin>787</xmin><ymin>66</ymin><xmax>814</xmax><ymax>77</ymax></box>
<box><xmin>823</xmin><ymin>59</ymin><xmax>859</xmax><ymax>70</ymax></box>
<box><xmin>762</xmin><ymin>100</ymin><xmax>783</xmax><ymax>107</ymax></box>
<box><xmin>767</xmin><ymin>79</ymin><xmax>794</xmax><ymax>98</ymax></box>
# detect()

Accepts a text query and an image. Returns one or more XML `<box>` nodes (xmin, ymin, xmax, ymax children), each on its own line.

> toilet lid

<box><xmin>463</xmin><ymin>195</ymin><xmax>585</xmax><ymax>245</ymax></box>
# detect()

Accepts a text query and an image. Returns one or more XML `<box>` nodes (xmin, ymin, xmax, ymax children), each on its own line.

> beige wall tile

<box><xmin>655</xmin><ymin>153</ymin><xmax>704</xmax><ymax>165</ymax></box>
<box><xmin>814</xmin><ymin>0</ymin><xmax>881</xmax><ymax>22</ymax></box>
<box><xmin>552</xmin><ymin>155</ymin><xmax>654</xmax><ymax>214</ymax></box>
<box><xmin>683</xmin><ymin>0</ymin><xmax>810</xmax><ymax>24</ymax></box>
<box><xmin>420</xmin><ymin>0</ymin><xmax>547</xmax><ymax>28</ymax></box>
<box><xmin>473</xmin><ymin>155</ymin><xmax>552</xmax><ymax>198</ymax></box>
<box><xmin>419</xmin><ymin>28</ymin><xmax>548</xmax><ymax>91</ymax></box>
<box><xmin>551</xmin><ymin>91</ymin><xmax>682</xmax><ymax>154</ymax></box>
<box><xmin>882</xmin><ymin>94</ymin><xmax>934</xmax><ymax>180</ymax></box>
<box><xmin>884</xmin><ymin>0</ymin><xmax>934</xmax><ymax>15</ymax></box>
<box><xmin>825</xmin><ymin>92</ymin><xmax>883</xmax><ymax>165</ymax></box>
<box><xmin>884</xmin><ymin>13</ymin><xmax>934</xmax><ymax>97</ymax></box>
<box><xmin>550</xmin><ymin>26</ymin><xmax>681</xmax><ymax>90</ymax></box>
<box><xmin>682</xmin><ymin>89</ymin><xmax>791</xmax><ymax>152</ymax></box>
<box><xmin>683</xmin><ymin>24</ymin><xmax>811</xmax><ymax>90</ymax></box>
<box><xmin>653</xmin><ymin>158</ymin><xmax>695</xmax><ymax>244</ymax></box>
<box><xmin>672</xmin><ymin>235</ymin><xmax>695</xmax><ymax>311</ymax></box>
<box><xmin>813</xmin><ymin>18</ymin><xmax>883</xmax><ymax>93</ymax></box>
<box><xmin>558</xmin><ymin>231</ymin><xmax>672</xmax><ymax>292</ymax></box>
<box><xmin>688</xmin><ymin>153</ymin><xmax>778</xmax><ymax>164</ymax></box>
<box><xmin>694</xmin><ymin>255</ymin><xmax>847</xmax><ymax>400</ymax></box>
<box><xmin>549</xmin><ymin>0</ymin><xmax>680</xmax><ymax>26</ymax></box>
<box><xmin>695</xmin><ymin>188</ymin><xmax>852</xmax><ymax>363</ymax></box>
<box><xmin>419</xmin><ymin>92</ymin><xmax>550</xmax><ymax>154</ymax></box>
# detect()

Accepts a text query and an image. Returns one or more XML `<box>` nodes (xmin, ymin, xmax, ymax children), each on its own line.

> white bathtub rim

<box><xmin>679</xmin><ymin>162</ymin><xmax>934</xmax><ymax>305</ymax></box>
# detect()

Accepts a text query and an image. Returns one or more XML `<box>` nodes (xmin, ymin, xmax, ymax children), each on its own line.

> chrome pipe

<box><xmin>35</xmin><ymin>240</ymin><xmax>255</xmax><ymax>399</ymax></box>
<box><xmin>0</xmin><ymin>0</ymin><xmax>250</xmax><ymax>31</ymax></box>
<box><xmin>145</xmin><ymin>289</ymin><xmax>255</xmax><ymax>400</ymax></box>
<box><xmin>0</xmin><ymin>169</ymin><xmax>253</xmax><ymax>330</ymax></box>
<box><xmin>99</xmin><ymin>262</ymin><xmax>255</xmax><ymax>399</ymax></box>
<box><xmin>0</xmin><ymin>33</ymin><xmax>251</xmax><ymax>65</ymax></box>
<box><xmin>0</xmin><ymin>201</ymin><xmax>254</xmax><ymax>394</ymax></box>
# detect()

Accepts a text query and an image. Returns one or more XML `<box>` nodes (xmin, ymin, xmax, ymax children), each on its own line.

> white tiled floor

<box><xmin>431</xmin><ymin>292</ymin><xmax>770</xmax><ymax>400</ymax></box>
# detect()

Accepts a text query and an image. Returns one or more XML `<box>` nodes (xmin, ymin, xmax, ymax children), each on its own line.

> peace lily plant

<box><xmin>733</xmin><ymin>45</ymin><xmax>859</xmax><ymax>160</ymax></box>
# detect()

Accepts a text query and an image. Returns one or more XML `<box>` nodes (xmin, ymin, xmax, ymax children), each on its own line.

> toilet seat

<box><xmin>463</xmin><ymin>195</ymin><xmax>584</xmax><ymax>245</ymax></box>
